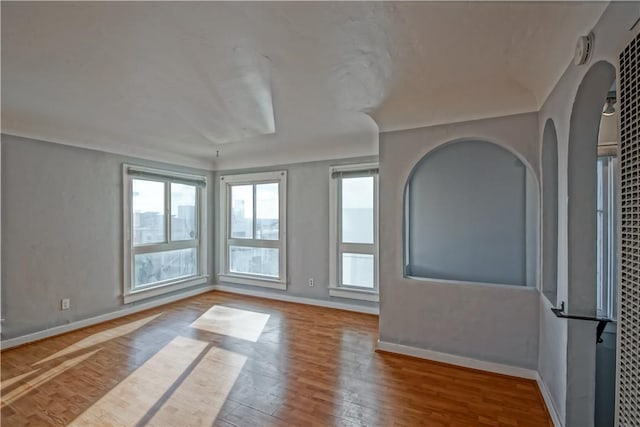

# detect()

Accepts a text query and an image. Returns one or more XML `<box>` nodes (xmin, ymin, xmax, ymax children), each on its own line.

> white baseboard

<box><xmin>1</xmin><ymin>285</ymin><xmax>216</xmax><ymax>350</ymax></box>
<box><xmin>376</xmin><ymin>340</ymin><xmax>563</xmax><ymax>426</ymax></box>
<box><xmin>213</xmin><ymin>285</ymin><xmax>379</xmax><ymax>315</ymax></box>
<box><xmin>376</xmin><ymin>340</ymin><xmax>537</xmax><ymax>379</ymax></box>
<box><xmin>536</xmin><ymin>372</ymin><xmax>564</xmax><ymax>427</ymax></box>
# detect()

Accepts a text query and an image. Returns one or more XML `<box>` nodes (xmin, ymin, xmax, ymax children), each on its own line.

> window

<box><xmin>123</xmin><ymin>165</ymin><xmax>208</xmax><ymax>303</ymax></box>
<box><xmin>596</xmin><ymin>155</ymin><xmax>618</xmax><ymax>320</ymax></box>
<box><xmin>329</xmin><ymin>164</ymin><xmax>379</xmax><ymax>301</ymax></box>
<box><xmin>404</xmin><ymin>140</ymin><xmax>538</xmax><ymax>287</ymax></box>
<box><xmin>219</xmin><ymin>171</ymin><xmax>287</xmax><ymax>289</ymax></box>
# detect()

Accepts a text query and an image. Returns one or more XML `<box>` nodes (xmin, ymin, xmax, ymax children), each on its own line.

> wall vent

<box><xmin>616</xmin><ymin>29</ymin><xmax>640</xmax><ymax>426</ymax></box>
<box><xmin>574</xmin><ymin>32</ymin><xmax>595</xmax><ymax>66</ymax></box>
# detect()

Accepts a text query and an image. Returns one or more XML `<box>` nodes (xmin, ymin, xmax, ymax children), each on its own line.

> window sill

<box><xmin>330</xmin><ymin>287</ymin><xmax>379</xmax><ymax>302</ymax></box>
<box><xmin>123</xmin><ymin>275</ymin><xmax>209</xmax><ymax>304</ymax></box>
<box><xmin>218</xmin><ymin>274</ymin><xmax>287</xmax><ymax>290</ymax></box>
<box><xmin>405</xmin><ymin>275</ymin><xmax>533</xmax><ymax>289</ymax></box>
<box><xmin>603</xmin><ymin>321</ymin><xmax>617</xmax><ymax>334</ymax></box>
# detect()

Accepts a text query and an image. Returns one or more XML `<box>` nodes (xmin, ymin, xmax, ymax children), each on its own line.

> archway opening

<box><xmin>566</xmin><ymin>60</ymin><xmax>616</xmax><ymax>427</ymax></box>
<box><xmin>594</xmin><ymin>81</ymin><xmax>618</xmax><ymax>427</ymax></box>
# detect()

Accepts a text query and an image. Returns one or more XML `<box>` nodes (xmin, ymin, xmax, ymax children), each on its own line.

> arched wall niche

<box><xmin>541</xmin><ymin>119</ymin><xmax>559</xmax><ymax>304</ymax></box>
<box><xmin>403</xmin><ymin>138</ymin><xmax>539</xmax><ymax>287</ymax></box>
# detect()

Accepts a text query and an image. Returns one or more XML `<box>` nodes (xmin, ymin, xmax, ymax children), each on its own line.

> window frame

<box><xmin>123</xmin><ymin>164</ymin><xmax>208</xmax><ymax>303</ymax></box>
<box><xmin>219</xmin><ymin>171</ymin><xmax>287</xmax><ymax>290</ymax></box>
<box><xmin>329</xmin><ymin>163</ymin><xmax>379</xmax><ymax>302</ymax></box>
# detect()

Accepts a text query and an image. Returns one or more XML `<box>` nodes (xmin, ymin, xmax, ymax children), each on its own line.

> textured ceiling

<box><xmin>1</xmin><ymin>2</ymin><xmax>608</xmax><ymax>169</ymax></box>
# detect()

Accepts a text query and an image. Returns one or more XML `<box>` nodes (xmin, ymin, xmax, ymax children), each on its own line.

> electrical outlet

<box><xmin>61</xmin><ymin>298</ymin><xmax>70</xmax><ymax>310</ymax></box>
<box><xmin>308</xmin><ymin>278</ymin><xmax>314</xmax><ymax>287</ymax></box>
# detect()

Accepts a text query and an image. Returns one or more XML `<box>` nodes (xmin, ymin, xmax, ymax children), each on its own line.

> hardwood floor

<box><xmin>1</xmin><ymin>291</ymin><xmax>552</xmax><ymax>426</ymax></box>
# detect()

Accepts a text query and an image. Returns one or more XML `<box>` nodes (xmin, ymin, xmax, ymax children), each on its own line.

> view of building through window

<box><xmin>230</xmin><ymin>246</ymin><xmax>279</xmax><ymax>277</ymax></box>
<box><xmin>131</xmin><ymin>178</ymin><xmax>199</xmax><ymax>288</ymax></box>
<box><xmin>231</xmin><ymin>185</ymin><xmax>253</xmax><ymax>239</ymax></box>
<box><xmin>228</xmin><ymin>181</ymin><xmax>280</xmax><ymax>278</ymax></box>
<box><xmin>135</xmin><ymin>248</ymin><xmax>196</xmax><ymax>287</ymax></box>
<box><xmin>171</xmin><ymin>183</ymin><xmax>197</xmax><ymax>241</ymax></box>
<box><xmin>133</xmin><ymin>179</ymin><xmax>165</xmax><ymax>244</ymax></box>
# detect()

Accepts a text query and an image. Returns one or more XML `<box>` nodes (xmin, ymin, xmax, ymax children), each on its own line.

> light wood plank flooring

<box><xmin>1</xmin><ymin>291</ymin><xmax>552</xmax><ymax>426</ymax></box>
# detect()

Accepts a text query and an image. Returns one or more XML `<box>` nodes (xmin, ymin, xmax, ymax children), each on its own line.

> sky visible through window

<box><xmin>132</xmin><ymin>180</ymin><xmax>195</xmax><ymax>216</ymax></box>
<box><xmin>133</xmin><ymin>180</ymin><xmax>164</xmax><ymax>215</ymax></box>
<box><xmin>132</xmin><ymin>179</ymin><xmax>197</xmax><ymax>244</ymax></box>
<box><xmin>342</xmin><ymin>177</ymin><xmax>374</xmax><ymax>244</ymax></box>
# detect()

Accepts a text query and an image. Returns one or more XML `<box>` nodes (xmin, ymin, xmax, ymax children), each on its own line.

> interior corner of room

<box><xmin>1</xmin><ymin>2</ymin><xmax>639</xmax><ymax>427</ymax></box>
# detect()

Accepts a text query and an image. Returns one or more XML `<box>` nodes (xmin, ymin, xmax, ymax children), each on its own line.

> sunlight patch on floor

<box><xmin>190</xmin><ymin>305</ymin><xmax>270</xmax><ymax>342</ymax></box>
<box><xmin>1</xmin><ymin>350</ymin><xmax>100</xmax><ymax>408</ymax></box>
<box><xmin>147</xmin><ymin>346</ymin><xmax>247</xmax><ymax>426</ymax></box>
<box><xmin>0</xmin><ymin>369</ymin><xmax>40</xmax><ymax>393</ymax></box>
<box><xmin>68</xmin><ymin>336</ymin><xmax>206</xmax><ymax>426</ymax></box>
<box><xmin>34</xmin><ymin>312</ymin><xmax>163</xmax><ymax>365</ymax></box>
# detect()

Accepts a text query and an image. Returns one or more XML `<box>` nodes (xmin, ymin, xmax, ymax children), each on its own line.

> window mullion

<box><xmin>374</xmin><ymin>174</ymin><xmax>379</xmax><ymax>291</ymax></box>
<box><xmin>337</xmin><ymin>178</ymin><xmax>343</xmax><ymax>286</ymax></box>
<box><xmin>134</xmin><ymin>240</ymin><xmax>198</xmax><ymax>254</ymax></box>
<box><xmin>195</xmin><ymin>187</ymin><xmax>200</xmax><ymax>241</ymax></box>
<box><xmin>228</xmin><ymin>238</ymin><xmax>280</xmax><ymax>249</ymax></box>
<box><xmin>225</xmin><ymin>183</ymin><xmax>231</xmax><ymax>274</ymax></box>
<box><xmin>340</xmin><ymin>243</ymin><xmax>375</xmax><ymax>254</ymax></box>
<box><xmin>165</xmin><ymin>182</ymin><xmax>171</xmax><ymax>243</ymax></box>
<box><xmin>252</xmin><ymin>184</ymin><xmax>257</xmax><ymax>240</ymax></box>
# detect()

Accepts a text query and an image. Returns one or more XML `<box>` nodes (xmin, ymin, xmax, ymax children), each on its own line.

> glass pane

<box><xmin>229</xmin><ymin>246</ymin><xmax>279</xmax><ymax>278</ymax></box>
<box><xmin>256</xmin><ymin>183</ymin><xmax>279</xmax><ymax>240</ymax></box>
<box><xmin>132</xmin><ymin>179</ymin><xmax>165</xmax><ymax>245</ymax></box>
<box><xmin>171</xmin><ymin>183</ymin><xmax>197</xmax><ymax>241</ymax></box>
<box><xmin>342</xmin><ymin>176</ymin><xmax>374</xmax><ymax>244</ymax></box>
<box><xmin>342</xmin><ymin>253</ymin><xmax>374</xmax><ymax>288</ymax></box>
<box><xmin>134</xmin><ymin>248</ymin><xmax>197</xmax><ymax>288</ymax></box>
<box><xmin>231</xmin><ymin>185</ymin><xmax>253</xmax><ymax>239</ymax></box>
<box><xmin>596</xmin><ymin>156</ymin><xmax>618</xmax><ymax>320</ymax></box>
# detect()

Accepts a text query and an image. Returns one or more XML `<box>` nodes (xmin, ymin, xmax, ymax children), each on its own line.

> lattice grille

<box><xmin>617</xmin><ymin>29</ymin><xmax>640</xmax><ymax>427</ymax></box>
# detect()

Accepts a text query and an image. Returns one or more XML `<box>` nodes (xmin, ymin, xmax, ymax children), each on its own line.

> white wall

<box><xmin>0</xmin><ymin>138</ymin><xmax>2</xmax><ymax>336</ymax></box>
<box><xmin>536</xmin><ymin>3</ymin><xmax>639</xmax><ymax>426</ymax></box>
<box><xmin>378</xmin><ymin>112</ymin><xmax>541</xmax><ymax>369</ymax></box>
<box><xmin>1</xmin><ymin>134</ymin><xmax>215</xmax><ymax>340</ymax></box>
